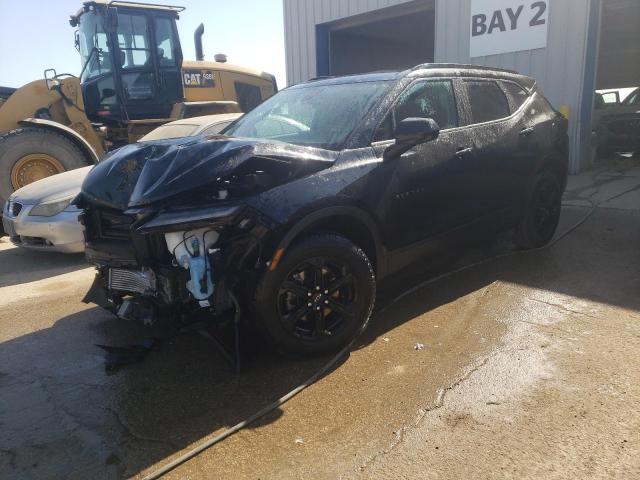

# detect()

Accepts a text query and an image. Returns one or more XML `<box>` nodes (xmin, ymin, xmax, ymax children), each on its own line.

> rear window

<box><xmin>501</xmin><ymin>81</ymin><xmax>530</xmax><ymax>111</ymax></box>
<box><xmin>235</xmin><ymin>82</ymin><xmax>263</xmax><ymax>112</ymax></box>
<box><xmin>466</xmin><ymin>80</ymin><xmax>510</xmax><ymax>124</ymax></box>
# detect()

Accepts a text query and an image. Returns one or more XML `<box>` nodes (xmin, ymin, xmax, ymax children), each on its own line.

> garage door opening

<box><xmin>316</xmin><ymin>1</ymin><xmax>435</xmax><ymax>77</ymax></box>
<box><xmin>591</xmin><ymin>0</ymin><xmax>640</xmax><ymax>160</ymax></box>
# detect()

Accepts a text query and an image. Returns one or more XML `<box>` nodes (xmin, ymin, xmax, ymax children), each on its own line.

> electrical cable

<box><xmin>142</xmin><ymin>197</ymin><xmax>602</xmax><ymax>480</ymax></box>
<box><xmin>172</xmin><ymin>233</ymin><xmax>195</xmax><ymax>260</ymax></box>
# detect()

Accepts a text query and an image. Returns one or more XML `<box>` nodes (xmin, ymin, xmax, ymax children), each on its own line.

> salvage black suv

<box><xmin>79</xmin><ymin>64</ymin><xmax>568</xmax><ymax>355</ymax></box>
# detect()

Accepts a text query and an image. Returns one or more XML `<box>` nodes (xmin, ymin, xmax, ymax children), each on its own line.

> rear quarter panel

<box><xmin>527</xmin><ymin>91</ymin><xmax>569</xmax><ymax>183</ymax></box>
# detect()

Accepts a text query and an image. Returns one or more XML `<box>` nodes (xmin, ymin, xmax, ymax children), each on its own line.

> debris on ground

<box><xmin>95</xmin><ymin>339</ymin><xmax>156</xmax><ymax>371</ymax></box>
<box><xmin>414</xmin><ymin>343</ymin><xmax>425</xmax><ymax>351</ymax></box>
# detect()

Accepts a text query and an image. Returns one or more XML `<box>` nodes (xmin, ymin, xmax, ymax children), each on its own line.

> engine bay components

<box><xmin>164</xmin><ymin>228</ymin><xmax>219</xmax><ymax>307</ymax></box>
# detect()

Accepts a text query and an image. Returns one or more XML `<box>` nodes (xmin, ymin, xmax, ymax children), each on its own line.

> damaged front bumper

<box><xmin>82</xmin><ymin>202</ymin><xmax>277</xmax><ymax>325</ymax></box>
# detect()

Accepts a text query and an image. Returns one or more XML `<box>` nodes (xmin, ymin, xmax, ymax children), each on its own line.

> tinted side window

<box><xmin>374</xmin><ymin>80</ymin><xmax>458</xmax><ymax>142</ymax></box>
<box><xmin>623</xmin><ymin>90</ymin><xmax>639</xmax><ymax>106</ymax></box>
<box><xmin>235</xmin><ymin>82</ymin><xmax>262</xmax><ymax>112</ymax></box>
<box><xmin>466</xmin><ymin>81</ymin><xmax>510</xmax><ymax>124</ymax></box>
<box><xmin>501</xmin><ymin>81</ymin><xmax>530</xmax><ymax>111</ymax></box>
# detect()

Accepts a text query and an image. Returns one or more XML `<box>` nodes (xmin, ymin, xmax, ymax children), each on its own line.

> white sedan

<box><xmin>1</xmin><ymin>113</ymin><xmax>241</xmax><ymax>253</ymax></box>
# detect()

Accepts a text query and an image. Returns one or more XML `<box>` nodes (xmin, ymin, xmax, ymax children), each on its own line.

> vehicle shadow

<box><xmin>0</xmin><ymin>205</ymin><xmax>638</xmax><ymax>479</ymax></box>
<box><xmin>0</xmin><ymin>301</ymin><xmax>347</xmax><ymax>479</ymax></box>
<box><xmin>0</xmin><ymin>249</ymin><xmax>511</xmax><ymax>479</ymax></box>
<box><xmin>0</xmin><ymin>238</ymin><xmax>88</xmax><ymax>288</ymax></box>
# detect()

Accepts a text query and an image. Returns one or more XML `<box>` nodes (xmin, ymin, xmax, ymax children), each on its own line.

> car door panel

<box><xmin>461</xmin><ymin>80</ymin><xmax>521</xmax><ymax>221</ymax></box>
<box><xmin>374</xmin><ymin>79</ymin><xmax>481</xmax><ymax>253</ymax></box>
<box><xmin>381</xmin><ymin>128</ymin><xmax>478</xmax><ymax>249</ymax></box>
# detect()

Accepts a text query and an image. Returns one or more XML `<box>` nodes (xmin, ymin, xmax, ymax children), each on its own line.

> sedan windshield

<box><xmin>223</xmin><ymin>80</ymin><xmax>392</xmax><ymax>150</ymax></box>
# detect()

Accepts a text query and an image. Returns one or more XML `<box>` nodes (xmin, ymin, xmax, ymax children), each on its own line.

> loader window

<box><xmin>117</xmin><ymin>13</ymin><xmax>151</xmax><ymax>68</ymax></box>
<box><xmin>235</xmin><ymin>82</ymin><xmax>263</xmax><ymax>112</ymax></box>
<box><xmin>155</xmin><ymin>17</ymin><xmax>178</xmax><ymax>66</ymax></box>
<box><xmin>78</xmin><ymin>11</ymin><xmax>112</xmax><ymax>81</ymax></box>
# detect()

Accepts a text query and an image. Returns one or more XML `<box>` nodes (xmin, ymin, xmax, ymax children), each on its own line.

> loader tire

<box><xmin>0</xmin><ymin>127</ymin><xmax>89</xmax><ymax>204</ymax></box>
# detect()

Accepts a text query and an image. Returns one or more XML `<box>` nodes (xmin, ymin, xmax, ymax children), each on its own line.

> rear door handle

<box><xmin>455</xmin><ymin>147</ymin><xmax>473</xmax><ymax>157</ymax></box>
<box><xmin>520</xmin><ymin>127</ymin><xmax>535</xmax><ymax>136</ymax></box>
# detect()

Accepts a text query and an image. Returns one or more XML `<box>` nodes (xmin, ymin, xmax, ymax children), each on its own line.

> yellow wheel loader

<box><xmin>0</xmin><ymin>0</ymin><xmax>277</xmax><ymax>209</ymax></box>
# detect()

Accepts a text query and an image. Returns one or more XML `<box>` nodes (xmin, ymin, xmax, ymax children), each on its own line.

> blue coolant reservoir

<box><xmin>180</xmin><ymin>238</ymin><xmax>214</xmax><ymax>304</ymax></box>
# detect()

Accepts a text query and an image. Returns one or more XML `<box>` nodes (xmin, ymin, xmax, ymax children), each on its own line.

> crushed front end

<box><xmin>81</xmin><ymin>202</ymin><xmax>274</xmax><ymax>326</ymax></box>
<box><xmin>77</xmin><ymin>135</ymin><xmax>334</xmax><ymax>327</ymax></box>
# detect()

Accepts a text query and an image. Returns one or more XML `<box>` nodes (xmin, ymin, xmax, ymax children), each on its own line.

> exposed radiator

<box><xmin>108</xmin><ymin>268</ymin><xmax>156</xmax><ymax>295</ymax></box>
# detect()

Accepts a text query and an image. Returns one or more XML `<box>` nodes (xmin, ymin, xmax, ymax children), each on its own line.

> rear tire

<box><xmin>597</xmin><ymin>145</ymin><xmax>614</xmax><ymax>159</ymax></box>
<box><xmin>515</xmin><ymin>171</ymin><xmax>562</xmax><ymax>249</ymax></box>
<box><xmin>253</xmin><ymin>234</ymin><xmax>376</xmax><ymax>356</ymax></box>
<box><xmin>0</xmin><ymin>127</ymin><xmax>89</xmax><ymax>203</ymax></box>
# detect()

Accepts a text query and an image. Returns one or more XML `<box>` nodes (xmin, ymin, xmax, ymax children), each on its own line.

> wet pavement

<box><xmin>1</xmin><ymin>162</ymin><xmax>639</xmax><ymax>479</ymax></box>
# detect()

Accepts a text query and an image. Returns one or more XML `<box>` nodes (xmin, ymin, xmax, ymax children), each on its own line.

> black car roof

<box><xmin>408</xmin><ymin>63</ymin><xmax>536</xmax><ymax>90</ymax></box>
<box><xmin>295</xmin><ymin>63</ymin><xmax>536</xmax><ymax>91</ymax></box>
<box><xmin>289</xmin><ymin>71</ymin><xmax>404</xmax><ymax>88</ymax></box>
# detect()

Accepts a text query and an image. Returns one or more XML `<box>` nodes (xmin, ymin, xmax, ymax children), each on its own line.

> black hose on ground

<box><xmin>142</xmin><ymin>198</ymin><xmax>603</xmax><ymax>480</ymax></box>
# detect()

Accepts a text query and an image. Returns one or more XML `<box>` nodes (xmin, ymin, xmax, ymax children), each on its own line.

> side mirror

<box><xmin>44</xmin><ymin>68</ymin><xmax>59</xmax><ymax>90</ymax></box>
<box><xmin>384</xmin><ymin>117</ymin><xmax>440</xmax><ymax>160</ymax></box>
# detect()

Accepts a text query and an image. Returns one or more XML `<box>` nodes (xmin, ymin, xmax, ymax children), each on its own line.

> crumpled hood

<box><xmin>81</xmin><ymin>136</ymin><xmax>337</xmax><ymax>210</ymax></box>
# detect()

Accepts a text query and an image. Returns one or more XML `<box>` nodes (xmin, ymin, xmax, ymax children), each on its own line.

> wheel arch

<box><xmin>537</xmin><ymin>151</ymin><xmax>569</xmax><ymax>192</ymax></box>
<box><xmin>270</xmin><ymin>206</ymin><xmax>386</xmax><ymax>278</ymax></box>
<box><xmin>19</xmin><ymin>118</ymin><xmax>99</xmax><ymax>165</ymax></box>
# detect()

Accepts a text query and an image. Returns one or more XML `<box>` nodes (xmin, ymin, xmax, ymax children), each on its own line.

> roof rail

<box><xmin>411</xmin><ymin>63</ymin><xmax>519</xmax><ymax>75</ymax></box>
<box><xmin>107</xmin><ymin>1</ymin><xmax>185</xmax><ymax>12</ymax></box>
<box><xmin>307</xmin><ymin>76</ymin><xmax>335</xmax><ymax>82</ymax></box>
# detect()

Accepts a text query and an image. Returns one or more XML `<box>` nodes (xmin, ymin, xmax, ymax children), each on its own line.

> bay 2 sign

<box><xmin>470</xmin><ymin>0</ymin><xmax>549</xmax><ymax>57</ymax></box>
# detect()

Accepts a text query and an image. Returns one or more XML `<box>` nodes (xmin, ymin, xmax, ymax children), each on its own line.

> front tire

<box><xmin>253</xmin><ymin>234</ymin><xmax>376</xmax><ymax>356</ymax></box>
<box><xmin>0</xmin><ymin>127</ymin><xmax>89</xmax><ymax>203</ymax></box>
<box><xmin>515</xmin><ymin>171</ymin><xmax>562</xmax><ymax>249</ymax></box>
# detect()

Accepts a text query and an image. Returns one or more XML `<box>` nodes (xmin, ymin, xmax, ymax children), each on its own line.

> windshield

<box><xmin>78</xmin><ymin>11</ymin><xmax>111</xmax><ymax>81</ymax></box>
<box><xmin>223</xmin><ymin>81</ymin><xmax>392</xmax><ymax>150</ymax></box>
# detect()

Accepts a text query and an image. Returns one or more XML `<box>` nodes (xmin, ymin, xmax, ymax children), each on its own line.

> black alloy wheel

<box><xmin>277</xmin><ymin>257</ymin><xmax>358</xmax><ymax>341</ymax></box>
<box><xmin>253</xmin><ymin>234</ymin><xmax>376</xmax><ymax>355</ymax></box>
<box><xmin>515</xmin><ymin>171</ymin><xmax>562</xmax><ymax>249</ymax></box>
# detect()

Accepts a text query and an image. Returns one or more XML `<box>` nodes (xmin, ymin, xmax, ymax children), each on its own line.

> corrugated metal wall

<box><xmin>434</xmin><ymin>0</ymin><xmax>595</xmax><ymax>173</ymax></box>
<box><xmin>283</xmin><ymin>0</ymin><xmax>418</xmax><ymax>86</ymax></box>
<box><xmin>283</xmin><ymin>0</ymin><xmax>597</xmax><ymax>172</ymax></box>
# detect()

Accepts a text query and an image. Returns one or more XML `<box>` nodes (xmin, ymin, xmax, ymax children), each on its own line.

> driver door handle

<box><xmin>455</xmin><ymin>147</ymin><xmax>473</xmax><ymax>158</ymax></box>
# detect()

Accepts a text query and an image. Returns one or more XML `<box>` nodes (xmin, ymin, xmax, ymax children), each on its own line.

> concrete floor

<box><xmin>0</xmin><ymin>162</ymin><xmax>639</xmax><ymax>479</ymax></box>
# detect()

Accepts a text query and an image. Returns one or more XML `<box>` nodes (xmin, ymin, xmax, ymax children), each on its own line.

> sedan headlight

<box><xmin>28</xmin><ymin>198</ymin><xmax>73</xmax><ymax>217</ymax></box>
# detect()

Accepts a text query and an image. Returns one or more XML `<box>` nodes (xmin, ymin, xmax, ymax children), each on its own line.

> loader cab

<box><xmin>73</xmin><ymin>2</ymin><xmax>184</xmax><ymax>125</ymax></box>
